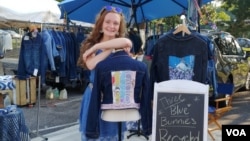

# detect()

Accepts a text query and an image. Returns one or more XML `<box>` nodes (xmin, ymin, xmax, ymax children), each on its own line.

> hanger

<box><xmin>173</xmin><ymin>15</ymin><xmax>191</xmax><ymax>37</ymax></box>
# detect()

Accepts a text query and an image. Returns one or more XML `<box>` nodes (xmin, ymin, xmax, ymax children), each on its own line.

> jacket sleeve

<box><xmin>149</xmin><ymin>42</ymin><xmax>159</xmax><ymax>100</ymax></box>
<box><xmin>17</xmin><ymin>36</ymin><xmax>26</xmax><ymax>79</ymax></box>
<box><xmin>140</xmin><ymin>64</ymin><xmax>152</xmax><ymax>136</ymax></box>
<box><xmin>85</xmin><ymin>67</ymin><xmax>101</xmax><ymax>138</ymax></box>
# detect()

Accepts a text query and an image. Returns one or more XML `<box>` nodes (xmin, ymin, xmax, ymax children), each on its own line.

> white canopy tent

<box><xmin>0</xmin><ymin>0</ymin><xmax>93</xmax><ymax>28</ymax></box>
<box><xmin>0</xmin><ymin>6</ymin><xmax>17</xmax><ymax>22</ymax></box>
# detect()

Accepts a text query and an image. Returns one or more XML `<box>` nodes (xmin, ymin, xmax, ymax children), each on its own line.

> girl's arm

<box><xmin>85</xmin><ymin>49</ymin><xmax>112</xmax><ymax>70</ymax></box>
<box><xmin>95</xmin><ymin>37</ymin><xmax>132</xmax><ymax>50</ymax></box>
<box><xmin>84</xmin><ymin>38</ymin><xmax>132</xmax><ymax>70</ymax></box>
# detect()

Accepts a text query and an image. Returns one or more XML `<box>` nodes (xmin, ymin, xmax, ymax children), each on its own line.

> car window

<box><xmin>215</xmin><ymin>34</ymin><xmax>244</xmax><ymax>56</ymax></box>
<box><xmin>237</xmin><ymin>38</ymin><xmax>250</xmax><ymax>48</ymax></box>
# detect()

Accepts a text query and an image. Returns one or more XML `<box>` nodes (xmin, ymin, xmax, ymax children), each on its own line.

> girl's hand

<box><xmin>123</xmin><ymin>46</ymin><xmax>131</xmax><ymax>54</ymax></box>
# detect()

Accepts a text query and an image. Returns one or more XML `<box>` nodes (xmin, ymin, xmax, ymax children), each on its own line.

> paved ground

<box><xmin>25</xmin><ymin>89</ymin><xmax>83</xmax><ymax>139</ymax></box>
<box><xmin>207</xmin><ymin>91</ymin><xmax>250</xmax><ymax>140</ymax></box>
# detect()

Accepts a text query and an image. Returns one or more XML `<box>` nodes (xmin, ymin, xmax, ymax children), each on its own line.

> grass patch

<box><xmin>12</xmin><ymin>38</ymin><xmax>21</xmax><ymax>49</ymax></box>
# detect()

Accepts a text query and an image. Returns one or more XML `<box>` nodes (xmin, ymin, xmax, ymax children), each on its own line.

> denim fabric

<box><xmin>57</xmin><ymin>31</ymin><xmax>67</xmax><ymax>77</ymax></box>
<box><xmin>144</xmin><ymin>35</ymin><xmax>160</xmax><ymax>56</ymax></box>
<box><xmin>150</xmin><ymin>32</ymin><xmax>208</xmax><ymax>98</ymax></box>
<box><xmin>65</xmin><ymin>32</ymin><xmax>73</xmax><ymax>78</ymax></box>
<box><xmin>64</xmin><ymin>32</ymin><xmax>73</xmax><ymax>80</ymax></box>
<box><xmin>80</xmin><ymin>84</ymin><xmax>127</xmax><ymax>141</ymax></box>
<box><xmin>193</xmin><ymin>32</ymin><xmax>218</xmax><ymax>98</ymax></box>
<box><xmin>47</xmin><ymin>30</ymin><xmax>60</xmax><ymax>77</ymax></box>
<box><xmin>67</xmin><ymin>32</ymin><xmax>78</xmax><ymax>80</ymax></box>
<box><xmin>62</xmin><ymin>32</ymin><xmax>70</xmax><ymax>75</ymax></box>
<box><xmin>53</xmin><ymin>30</ymin><xmax>64</xmax><ymax>61</ymax></box>
<box><xmin>129</xmin><ymin>32</ymin><xmax>142</xmax><ymax>54</ymax></box>
<box><xmin>40</xmin><ymin>30</ymin><xmax>49</xmax><ymax>85</ymax></box>
<box><xmin>47</xmin><ymin>30</ymin><xmax>60</xmax><ymax>58</ymax></box>
<box><xmin>41</xmin><ymin>30</ymin><xmax>56</xmax><ymax>70</ymax></box>
<box><xmin>17</xmin><ymin>32</ymin><xmax>42</xmax><ymax>79</ymax></box>
<box><xmin>40</xmin><ymin>45</ymin><xmax>48</xmax><ymax>85</ymax></box>
<box><xmin>75</xmin><ymin>32</ymin><xmax>86</xmax><ymax>80</ymax></box>
<box><xmin>86</xmin><ymin>51</ymin><xmax>152</xmax><ymax>138</ymax></box>
<box><xmin>49</xmin><ymin>30</ymin><xmax>62</xmax><ymax>73</ymax></box>
<box><xmin>57</xmin><ymin>31</ymin><xmax>66</xmax><ymax>62</ymax></box>
<box><xmin>79</xmin><ymin>52</ymin><xmax>129</xmax><ymax>140</ymax></box>
<box><xmin>76</xmin><ymin>31</ymin><xmax>86</xmax><ymax>61</ymax></box>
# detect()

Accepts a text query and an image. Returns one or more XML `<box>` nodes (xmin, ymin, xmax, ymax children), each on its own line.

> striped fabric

<box><xmin>0</xmin><ymin>75</ymin><xmax>15</xmax><ymax>90</ymax></box>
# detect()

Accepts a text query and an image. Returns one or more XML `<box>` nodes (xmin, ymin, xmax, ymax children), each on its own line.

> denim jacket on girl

<box><xmin>86</xmin><ymin>51</ymin><xmax>152</xmax><ymax>138</ymax></box>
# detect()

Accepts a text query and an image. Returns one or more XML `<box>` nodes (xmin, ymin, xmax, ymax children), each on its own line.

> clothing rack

<box><xmin>30</xmin><ymin>75</ymin><xmax>79</xmax><ymax>140</ymax></box>
<box><xmin>41</xmin><ymin>22</ymin><xmax>90</xmax><ymax>33</ymax></box>
<box><xmin>28</xmin><ymin>75</ymin><xmax>48</xmax><ymax>140</ymax></box>
<box><xmin>41</xmin><ymin>23</ymin><xmax>67</xmax><ymax>31</ymax></box>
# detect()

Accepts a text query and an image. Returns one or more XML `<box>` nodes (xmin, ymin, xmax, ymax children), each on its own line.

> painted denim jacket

<box><xmin>86</xmin><ymin>51</ymin><xmax>152</xmax><ymax>138</ymax></box>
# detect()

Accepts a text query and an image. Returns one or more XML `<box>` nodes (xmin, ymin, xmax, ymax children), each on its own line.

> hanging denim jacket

<box><xmin>150</xmin><ymin>32</ymin><xmax>208</xmax><ymax>98</ymax></box>
<box><xmin>17</xmin><ymin>32</ymin><xmax>42</xmax><ymax>79</ymax></box>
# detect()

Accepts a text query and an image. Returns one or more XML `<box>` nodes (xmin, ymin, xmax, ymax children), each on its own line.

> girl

<box><xmin>77</xmin><ymin>5</ymin><xmax>132</xmax><ymax>141</ymax></box>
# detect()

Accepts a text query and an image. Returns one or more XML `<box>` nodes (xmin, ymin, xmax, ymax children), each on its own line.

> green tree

<box><xmin>150</xmin><ymin>16</ymin><xmax>179</xmax><ymax>33</ymax></box>
<box><xmin>200</xmin><ymin>2</ymin><xmax>230</xmax><ymax>30</ymax></box>
<box><xmin>149</xmin><ymin>2</ymin><xmax>231</xmax><ymax>33</ymax></box>
<box><xmin>222</xmin><ymin>0</ymin><xmax>250</xmax><ymax>37</ymax></box>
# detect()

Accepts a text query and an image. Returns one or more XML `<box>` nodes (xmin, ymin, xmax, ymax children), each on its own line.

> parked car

<box><xmin>236</xmin><ymin>37</ymin><xmax>250</xmax><ymax>58</ymax></box>
<box><xmin>202</xmin><ymin>31</ymin><xmax>250</xmax><ymax>92</ymax></box>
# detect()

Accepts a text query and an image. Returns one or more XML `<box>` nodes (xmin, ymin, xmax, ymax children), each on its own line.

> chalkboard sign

<box><xmin>152</xmin><ymin>80</ymin><xmax>209</xmax><ymax>141</ymax></box>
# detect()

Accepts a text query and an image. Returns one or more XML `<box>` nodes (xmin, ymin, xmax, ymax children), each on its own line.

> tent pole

<box><xmin>197</xmin><ymin>0</ymin><xmax>202</xmax><ymax>32</ymax></box>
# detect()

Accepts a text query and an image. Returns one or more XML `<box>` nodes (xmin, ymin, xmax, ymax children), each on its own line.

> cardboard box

<box><xmin>14</xmin><ymin>77</ymin><xmax>37</xmax><ymax>106</ymax></box>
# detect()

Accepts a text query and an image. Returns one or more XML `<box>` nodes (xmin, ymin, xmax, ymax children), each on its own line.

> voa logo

<box><xmin>226</xmin><ymin>129</ymin><xmax>246</xmax><ymax>136</ymax></box>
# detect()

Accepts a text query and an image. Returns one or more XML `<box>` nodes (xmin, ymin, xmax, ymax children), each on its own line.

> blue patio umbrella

<box><xmin>172</xmin><ymin>0</ymin><xmax>212</xmax><ymax>9</ymax></box>
<box><xmin>58</xmin><ymin>0</ymin><xmax>186</xmax><ymax>27</ymax></box>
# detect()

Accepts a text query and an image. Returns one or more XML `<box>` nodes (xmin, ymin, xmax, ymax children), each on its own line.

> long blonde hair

<box><xmin>77</xmin><ymin>6</ymin><xmax>127</xmax><ymax>69</ymax></box>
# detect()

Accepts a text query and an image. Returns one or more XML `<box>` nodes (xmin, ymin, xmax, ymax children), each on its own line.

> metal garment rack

<box><xmin>28</xmin><ymin>75</ymin><xmax>48</xmax><ymax>140</ymax></box>
<box><xmin>30</xmin><ymin>75</ymin><xmax>78</xmax><ymax>140</ymax></box>
<box><xmin>36</xmin><ymin>76</ymin><xmax>42</xmax><ymax>136</ymax></box>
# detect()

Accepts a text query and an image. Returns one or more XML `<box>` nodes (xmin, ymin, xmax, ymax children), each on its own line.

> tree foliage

<box><xmin>222</xmin><ymin>0</ymin><xmax>250</xmax><ymax>37</ymax></box>
<box><xmin>200</xmin><ymin>2</ymin><xmax>230</xmax><ymax>30</ymax></box>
